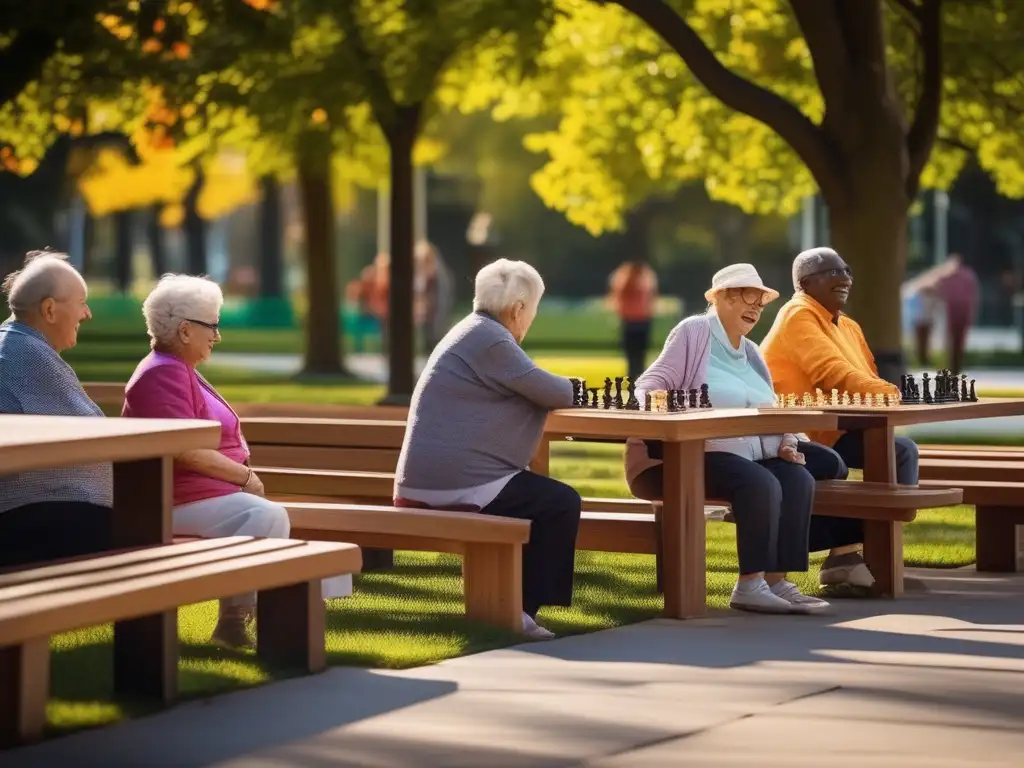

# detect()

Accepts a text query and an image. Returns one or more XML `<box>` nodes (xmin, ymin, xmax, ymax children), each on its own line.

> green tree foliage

<box><xmin>475</xmin><ymin>0</ymin><xmax>1024</xmax><ymax>375</ymax></box>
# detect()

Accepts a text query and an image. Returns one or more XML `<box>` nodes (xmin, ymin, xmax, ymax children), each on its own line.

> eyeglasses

<box><xmin>727</xmin><ymin>288</ymin><xmax>772</xmax><ymax>307</ymax></box>
<box><xmin>806</xmin><ymin>266</ymin><xmax>852</xmax><ymax>280</ymax></box>
<box><xmin>185</xmin><ymin>318</ymin><xmax>220</xmax><ymax>332</ymax></box>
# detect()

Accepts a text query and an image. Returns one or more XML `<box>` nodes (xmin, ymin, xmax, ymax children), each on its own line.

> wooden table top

<box><xmin>0</xmin><ymin>415</ymin><xmax>220</xmax><ymax>475</ymax></box>
<box><xmin>545</xmin><ymin>407</ymin><xmax>839</xmax><ymax>441</ymax></box>
<box><xmin>819</xmin><ymin>397</ymin><xmax>1024</xmax><ymax>429</ymax></box>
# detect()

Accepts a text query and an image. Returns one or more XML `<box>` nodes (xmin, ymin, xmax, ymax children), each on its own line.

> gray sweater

<box><xmin>395</xmin><ymin>311</ymin><xmax>573</xmax><ymax>494</ymax></box>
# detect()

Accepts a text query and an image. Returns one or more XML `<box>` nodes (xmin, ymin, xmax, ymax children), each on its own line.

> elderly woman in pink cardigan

<box><xmin>626</xmin><ymin>264</ymin><xmax>858</xmax><ymax>615</ymax></box>
<box><xmin>122</xmin><ymin>274</ymin><xmax>351</xmax><ymax>650</ymax></box>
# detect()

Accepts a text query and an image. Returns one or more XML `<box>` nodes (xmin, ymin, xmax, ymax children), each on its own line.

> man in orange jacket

<box><xmin>761</xmin><ymin>247</ymin><xmax>920</xmax><ymax>591</ymax></box>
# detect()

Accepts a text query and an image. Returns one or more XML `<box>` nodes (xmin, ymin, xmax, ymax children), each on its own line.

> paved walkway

<box><xmin>9</xmin><ymin>568</ymin><xmax>1024</xmax><ymax>767</ymax></box>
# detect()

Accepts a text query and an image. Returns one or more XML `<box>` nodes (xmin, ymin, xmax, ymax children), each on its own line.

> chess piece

<box><xmin>922</xmin><ymin>373</ymin><xmax>933</xmax><ymax>404</ymax></box>
<box><xmin>588</xmin><ymin>387</ymin><xmax>599</xmax><ymax>408</ymax></box>
<box><xmin>688</xmin><ymin>388</ymin><xmax>698</xmax><ymax>409</ymax></box>
<box><xmin>830</xmin><ymin>388</ymin><xmax>839</xmax><ymax>406</ymax></box>
<box><xmin>899</xmin><ymin>374</ymin><xmax>908</xmax><ymax>401</ymax></box>
<box><xmin>602</xmin><ymin>378</ymin><xmax>613</xmax><ymax>409</ymax></box>
<box><xmin>570</xmin><ymin>378</ymin><xmax>583</xmax><ymax>407</ymax></box>
<box><xmin>625</xmin><ymin>378</ymin><xmax>640</xmax><ymax>410</ymax></box>
<box><xmin>644</xmin><ymin>392</ymin><xmax>652</xmax><ymax>412</ymax></box>
<box><xmin>699</xmin><ymin>383</ymin><xmax>712</xmax><ymax>408</ymax></box>
<box><xmin>815</xmin><ymin>388</ymin><xmax>825</xmax><ymax>407</ymax></box>
<box><xmin>853</xmin><ymin>392</ymin><xmax>862</xmax><ymax>406</ymax></box>
<box><xmin>787</xmin><ymin>394</ymin><xmax>798</xmax><ymax>408</ymax></box>
<box><xmin>841</xmin><ymin>392</ymin><xmax>851</xmax><ymax>406</ymax></box>
<box><xmin>969</xmin><ymin>379</ymin><xmax>977</xmax><ymax>402</ymax></box>
<box><xmin>613</xmin><ymin>377</ymin><xmax>624</xmax><ymax>409</ymax></box>
<box><xmin>960</xmin><ymin>374</ymin><xmax>968</xmax><ymax>402</ymax></box>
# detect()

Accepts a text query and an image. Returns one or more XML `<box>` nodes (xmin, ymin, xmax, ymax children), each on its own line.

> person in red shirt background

<box><xmin>608</xmin><ymin>260</ymin><xmax>658</xmax><ymax>381</ymax></box>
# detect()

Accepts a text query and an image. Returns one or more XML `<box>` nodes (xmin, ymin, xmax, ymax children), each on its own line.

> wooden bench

<box><xmin>285</xmin><ymin>503</ymin><xmax>529</xmax><ymax>631</ymax></box>
<box><xmin>914</xmin><ymin>444</ymin><xmax>1024</xmax><ymax>572</ymax></box>
<box><xmin>0</xmin><ymin>536</ymin><xmax>362</xmax><ymax>746</ymax></box>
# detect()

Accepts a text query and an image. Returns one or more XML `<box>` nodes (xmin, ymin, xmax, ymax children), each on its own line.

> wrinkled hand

<box><xmin>244</xmin><ymin>471</ymin><xmax>266</xmax><ymax>497</ymax></box>
<box><xmin>779</xmin><ymin>443</ymin><xmax>806</xmax><ymax>465</ymax></box>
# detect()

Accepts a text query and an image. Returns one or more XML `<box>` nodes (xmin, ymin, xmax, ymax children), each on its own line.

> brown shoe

<box><xmin>211</xmin><ymin>606</ymin><xmax>256</xmax><ymax>650</ymax></box>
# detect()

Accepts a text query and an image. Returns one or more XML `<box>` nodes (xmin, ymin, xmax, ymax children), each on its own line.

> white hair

<box><xmin>472</xmin><ymin>258</ymin><xmax>545</xmax><ymax>315</ymax></box>
<box><xmin>142</xmin><ymin>274</ymin><xmax>223</xmax><ymax>346</ymax></box>
<box><xmin>792</xmin><ymin>247</ymin><xmax>839</xmax><ymax>291</ymax></box>
<box><xmin>2</xmin><ymin>250</ymin><xmax>85</xmax><ymax>318</ymax></box>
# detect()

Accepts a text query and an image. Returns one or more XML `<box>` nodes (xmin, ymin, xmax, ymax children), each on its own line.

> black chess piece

<box><xmin>625</xmin><ymin>378</ymin><xmax>640</xmax><ymax>410</ymax></box>
<box><xmin>969</xmin><ymin>379</ymin><xmax>977</xmax><ymax>402</ymax></box>
<box><xmin>602</xmin><ymin>378</ymin><xmax>612</xmax><ymax>409</ymax></box>
<box><xmin>906</xmin><ymin>374</ymin><xmax>918</xmax><ymax>403</ymax></box>
<box><xmin>922</xmin><ymin>372</ymin><xmax>933</xmax><ymax>404</ymax></box>
<box><xmin>900</xmin><ymin>374</ymin><xmax>909</xmax><ymax>401</ymax></box>
<box><xmin>570</xmin><ymin>378</ymin><xmax>583</xmax><ymax>407</ymax></box>
<box><xmin>644</xmin><ymin>392</ymin><xmax>652</xmax><ymax>411</ymax></box>
<box><xmin>688</xmin><ymin>388</ymin><xmax>698</xmax><ymax>408</ymax></box>
<box><xmin>613</xmin><ymin>377</ymin><xmax>624</xmax><ymax>409</ymax></box>
<box><xmin>588</xmin><ymin>387</ymin><xmax>599</xmax><ymax>408</ymax></box>
<box><xmin>960</xmin><ymin>374</ymin><xmax>968</xmax><ymax>402</ymax></box>
<box><xmin>699</xmin><ymin>383</ymin><xmax>712</xmax><ymax>408</ymax></box>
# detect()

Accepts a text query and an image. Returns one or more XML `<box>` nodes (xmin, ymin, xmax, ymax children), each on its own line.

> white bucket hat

<box><xmin>704</xmin><ymin>263</ymin><xmax>780</xmax><ymax>303</ymax></box>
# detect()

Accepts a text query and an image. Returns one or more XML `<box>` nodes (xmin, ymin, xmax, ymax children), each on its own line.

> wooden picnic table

<box><xmin>542</xmin><ymin>407</ymin><xmax>838</xmax><ymax>619</ymax></box>
<box><xmin>0</xmin><ymin>415</ymin><xmax>220</xmax><ymax>548</ymax></box>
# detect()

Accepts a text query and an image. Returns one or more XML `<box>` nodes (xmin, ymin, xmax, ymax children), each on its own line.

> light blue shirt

<box><xmin>704</xmin><ymin>313</ymin><xmax>783</xmax><ymax>460</ymax></box>
<box><xmin>0</xmin><ymin>321</ymin><xmax>113</xmax><ymax>512</ymax></box>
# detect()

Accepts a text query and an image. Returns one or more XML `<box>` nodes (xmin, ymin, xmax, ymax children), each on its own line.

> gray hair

<box><xmin>1</xmin><ymin>250</ymin><xmax>85</xmax><ymax>318</ymax></box>
<box><xmin>142</xmin><ymin>274</ymin><xmax>223</xmax><ymax>346</ymax></box>
<box><xmin>473</xmin><ymin>258</ymin><xmax>545</xmax><ymax>315</ymax></box>
<box><xmin>792</xmin><ymin>247</ymin><xmax>839</xmax><ymax>291</ymax></box>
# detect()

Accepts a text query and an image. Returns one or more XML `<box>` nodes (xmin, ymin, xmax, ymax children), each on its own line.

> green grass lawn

<box><xmin>42</xmin><ymin>356</ymin><xmax>990</xmax><ymax>737</ymax></box>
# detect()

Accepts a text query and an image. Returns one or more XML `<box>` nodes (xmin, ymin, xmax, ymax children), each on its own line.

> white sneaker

<box><xmin>522</xmin><ymin>612</ymin><xmax>555</xmax><ymax>640</ymax></box>
<box><xmin>820</xmin><ymin>561</ymin><xmax>875</xmax><ymax>589</ymax></box>
<box><xmin>729</xmin><ymin>578</ymin><xmax>792</xmax><ymax>614</ymax></box>
<box><xmin>770</xmin><ymin>580</ymin><xmax>831</xmax><ymax>614</ymax></box>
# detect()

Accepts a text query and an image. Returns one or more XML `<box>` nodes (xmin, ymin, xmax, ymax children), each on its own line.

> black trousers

<box><xmin>622</xmin><ymin>320</ymin><xmax>652</xmax><ymax>382</ymax></box>
<box><xmin>481</xmin><ymin>471</ymin><xmax>581</xmax><ymax>616</ymax></box>
<box><xmin>0</xmin><ymin>501</ymin><xmax>114</xmax><ymax>569</ymax></box>
<box><xmin>633</xmin><ymin>441</ymin><xmax>861</xmax><ymax>576</ymax></box>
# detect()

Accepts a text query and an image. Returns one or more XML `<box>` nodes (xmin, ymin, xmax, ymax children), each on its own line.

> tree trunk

<box><xmin>380</xmin><ymin>105</ymin><xmax>422</xmax><ymax>405</ymax></box>
<box><xmin>828</xmin><ymin>193</ymin><xmax>910</xmax><ymax>385</ymax></box>
<box><xmin>296</xmin><ymin>134</ymin><xmax>344</xmax><ymax>375</ymax></box>
<box><xmin>148</xmin><ymin>204</ymin><xmax>166</xmax><ymax>277</ymax></box>
<box><xmin>258</xmin><ymin>175</ymin><xmax>285</xmax><ymax>299</ymax></box>
<box><xmin>183</xmin><ymin>168</ymin><xmax>207</xmax><ymax>275</ymax></box>
<box><xmin>113</xmin><ymin>210</ymin><xmax>133</xmax><ymax>293</ymax></box>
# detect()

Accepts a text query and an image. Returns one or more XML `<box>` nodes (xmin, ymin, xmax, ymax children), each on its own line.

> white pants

<box><xmin>173</xmin><ymin>492</ymin><xmax>353</xmax><ymax>603</ymax></box>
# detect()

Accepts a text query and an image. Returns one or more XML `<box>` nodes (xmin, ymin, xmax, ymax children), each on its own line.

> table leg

<box><xmin>860</xmin><ymin>426</ymin><xmax>902</xmax><ymax>597</ymax></box>
<box><xmin>112</xmin><ymin>456</ymin><xmax>177</xmax><ymax>702</ymax></box>
<box><xmin>112</xmin><ymin>456</ymin><xmax>173</xmax><ymax>547</ymax></box>
<box><xmin>530</xmin><ymin>438</ymin><xmax>551</xmax><ymax>476</ymax></box>
<box><xmin>661</xmin><ymin>440</ymin><xmax>706</xmax><ymax>618</ymax></box>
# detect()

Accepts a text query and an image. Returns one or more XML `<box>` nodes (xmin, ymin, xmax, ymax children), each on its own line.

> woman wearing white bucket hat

<box><xmin>624</xmin><ymin>264</ymin><xmax>855</xmax><ymax>615</ymax></box>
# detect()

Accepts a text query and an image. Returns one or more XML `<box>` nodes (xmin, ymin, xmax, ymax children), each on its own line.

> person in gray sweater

<box><xmin>394</xmin><ymin>258</ymin><xmax>579</xmax><ymax>640</ymax></box>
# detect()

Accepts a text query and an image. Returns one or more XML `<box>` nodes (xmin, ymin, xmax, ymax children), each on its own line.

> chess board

<box><xmin>568</xmin><ymin>371</ymin><xmax>979</xmax><ymax>413</ymax></box>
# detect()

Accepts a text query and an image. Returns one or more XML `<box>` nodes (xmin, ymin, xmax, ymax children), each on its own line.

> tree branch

<box><xmin>889</xmin><ymin>0</ymin><xmax>923</xmax><ymax>22</ymax></box>
<box><xmin>335</xmin><ymin>3</ymin><xmax>397</xmax><ymax>136</ymax></box>
<box><xmin>0</xmin><ymin>28</ymin><xmax>59</xmax><ymax>107</ymax></box>
<box><xmin>906</xmin><ymin>0</ymin><xmax>943</xmax><ymax>199</ymax></box>
<box><xmin>790</xmin><ymin>0</ymin><xmax>851</xmax><ymax>120</ymax></box>
<box><xmin>614</xmin><ymin>0</ymin><xmax>848</xmax><ymax>206</ymax></box>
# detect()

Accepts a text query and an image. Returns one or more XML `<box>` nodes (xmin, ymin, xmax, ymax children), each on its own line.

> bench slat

<box><xmin>0</xmin><ymin>538</ymin><xmax>311</xmax><ymax>603</ymax></box>
<box><xmin>260</xmin><ymin>467</ymin><xmax>394</xmax><ymax>499</ymax></box>
<box><xmin>243</xmin><ymin>418</ymin><xmax>406</xmax><ymax>448</ymax></box>
<box><xmin>284</xmin><ymin>502</ymin><xmax>530</xmax><ymax>544</ymax></box>
<box><xmin>0</xmin><ymin>537</ymin><xmax>242</xmax><ymax>588</ymax></box>
<box><xmin>0</xmin><ymin>538</ymin><xmax>360</xmax><ymax>646</ymax></box>
<box><xmin>250</xmin><ymin>445</ymin><xmax>401</xmax><ymax>473</ymax></box>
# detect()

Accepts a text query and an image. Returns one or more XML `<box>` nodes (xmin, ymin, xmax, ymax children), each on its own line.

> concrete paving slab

<box><xmin>5</xmin><ymin>568</ymin><xmax>1024</xmax><ymax>767</ymax></box>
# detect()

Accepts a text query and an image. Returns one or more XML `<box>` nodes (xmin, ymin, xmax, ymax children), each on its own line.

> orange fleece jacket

<box><xmin>760</xmin><ymin>292</ymin><xmax>898</xmax><ymax>447</ymax></box>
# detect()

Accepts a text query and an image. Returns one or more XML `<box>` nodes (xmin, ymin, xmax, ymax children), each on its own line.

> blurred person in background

<box><xmin>934</xmin><ymin>253</ymin><xmax>980</xmax><ymax>374</ymax></box>
<box><xmin>608</xmin><ymin>260</ymin><xmax>658</xmax><ymax>381</ymax></box>
<box><xmin>414</xmin><ymin>240</ymin><xmax>455</xmax><ymax>354</ymax></box>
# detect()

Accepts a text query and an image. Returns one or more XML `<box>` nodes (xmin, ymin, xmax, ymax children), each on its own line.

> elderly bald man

<box><xmin>0</xmin><ymin>250</ymin><xmax>113</xmax><ymax>568</ymax></box>
<box><xmin>760</xmin><ymin>247</ymin><xmax>920</xmax><ymax>593</ymax></box>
